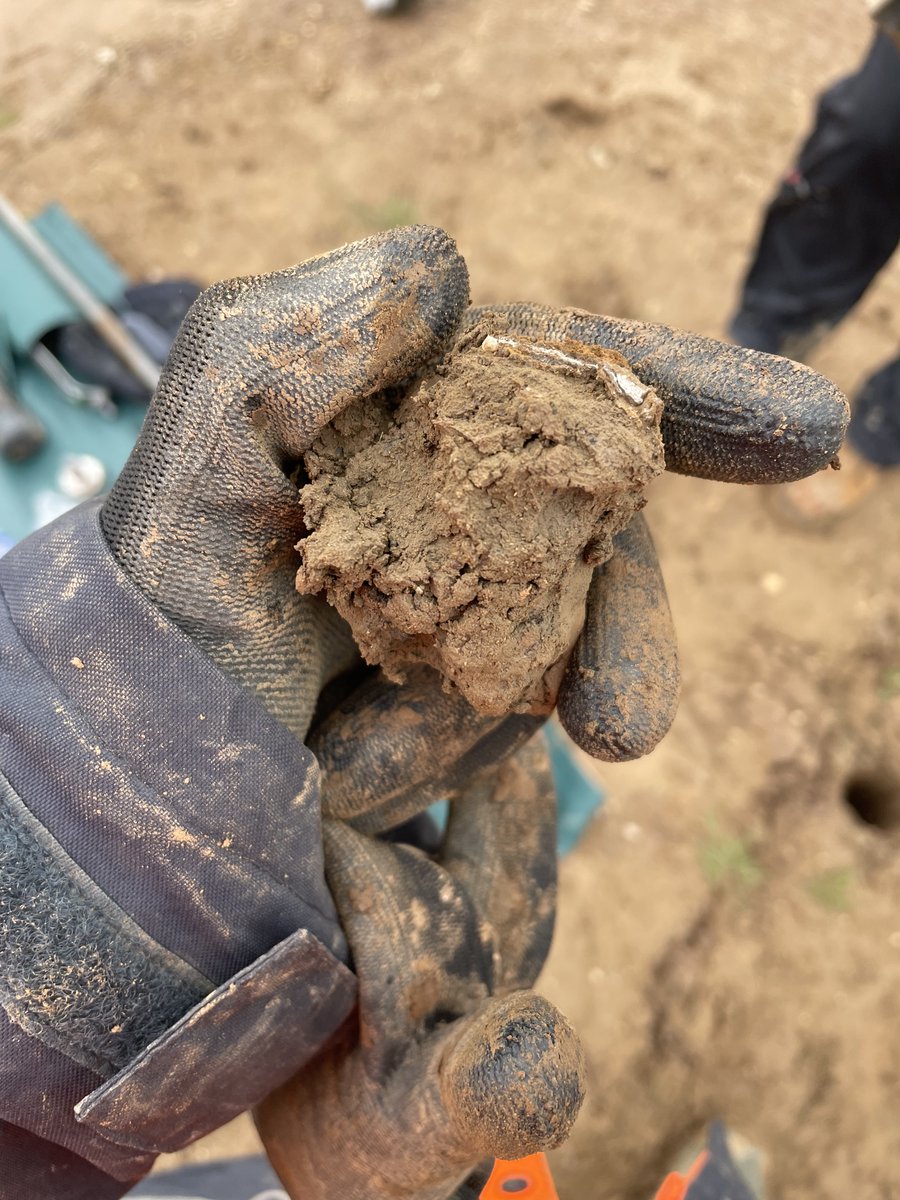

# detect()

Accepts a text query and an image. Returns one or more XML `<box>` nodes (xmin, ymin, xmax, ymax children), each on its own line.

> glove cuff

<box><xmin>75</xmin><ymin>926</ymin><xmax>354</xmax><ymax>1157</ymax></box>
<box><xmin>0</xmin><ymin>501</ymin><xmax>356</xmax><ymax>1186</ymax></box>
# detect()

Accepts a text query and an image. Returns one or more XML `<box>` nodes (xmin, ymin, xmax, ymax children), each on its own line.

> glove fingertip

<box><xmin>441</xmin><ymin>993</ymin><xmax>585</xmax><ymax>1162</ymax></box>
<box><xmin>659</xmin><ymin>346</ymin><xmax>850</xmax><ymax>485</ymax></box>
<box><xmin>460</xmin><ymin>308</ymin><xmax>850</xmax><ymax>485</ymax></box>
<box><xmin>558</xmin><ymin>514</ymin><xmax>680</xmax><ymax>763</ymax></box>
<box><xmin>369</xmin><ymin>223</ymin><xmax>471</xmax><ymax>355</ymax></box>
<box><xmin>558</xmin><ymin>672</ymin><xmax>679</xmax><ymax>762</ymax></box>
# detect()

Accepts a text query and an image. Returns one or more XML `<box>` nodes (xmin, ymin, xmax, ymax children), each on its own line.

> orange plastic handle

<box><xmin>480</xmin><ymin>1154</ymin><xmax>559</xmax><ymax>1199</ymax></box>
<box><xmin>654</xmin><ymin>1150</ymin><xmax>709</xmax><ymax>1200</ymax></box>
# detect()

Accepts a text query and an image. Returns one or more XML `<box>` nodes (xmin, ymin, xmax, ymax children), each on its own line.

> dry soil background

<box><xmin>3</xmin><ymin>2</ymin><xmax>900</xmax><ymax>1197</ymax></box>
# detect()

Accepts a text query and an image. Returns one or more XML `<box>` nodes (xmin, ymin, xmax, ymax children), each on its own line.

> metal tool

<box><xmin>0</xmin><ymin>194</ymin><xmax>162</xmax><ymax>395</ymax></box>
<box><xmin>0</xmin><ymin>375</ymin><xmax>45</xmax><ymax>462</ymax></box>
<box><xmin>30</xmin><ymin>342</ymin><xmax>117</xmax><ymax>418</ymax></box>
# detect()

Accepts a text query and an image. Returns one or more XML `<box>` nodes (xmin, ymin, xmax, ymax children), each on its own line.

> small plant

<box><xmin>0</xmin><ymin>107</ymin><xmax>19</xmax><ymax>131</ymax></box>
<box><xmin>698</xmin><ymin>818</ymin><xmax>764</xmax><ymax>894</ymax></box>
<box><xmin>353</xmin><ymin>197</ymin><xmax>419</xmax><ymax>232</ymax></box>
<box><xmin>807</xmin><ymin>866</ymin><xmax>855</xmax><ymax>913</ymax></box>
<box><xmin>878</xmin><ymin>667</ymin><xmax>900</xmax><ymax>700</ymax></box>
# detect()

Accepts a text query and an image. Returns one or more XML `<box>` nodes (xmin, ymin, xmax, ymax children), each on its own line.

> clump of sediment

<box><xmin>296</xmin><ymin>323</ymin><xmax>665</xmax><ymax>715</ymax></box>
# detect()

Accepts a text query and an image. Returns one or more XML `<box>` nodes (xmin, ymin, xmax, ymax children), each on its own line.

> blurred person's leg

<box><xmin>730</xmin><ymin>32</ymin><xmax>900</xmax><ymax>357</ymax></box>
<box><xmin>847</xmin><ymin>356</ymin><xmax>900</xmax><ymax>466</ymax></box>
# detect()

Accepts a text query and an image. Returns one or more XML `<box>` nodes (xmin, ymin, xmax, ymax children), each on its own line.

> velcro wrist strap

<box><xmin>75</xmin><ymin>927</ymin><xmax>355</xmax><ymax>1155</ymax></box>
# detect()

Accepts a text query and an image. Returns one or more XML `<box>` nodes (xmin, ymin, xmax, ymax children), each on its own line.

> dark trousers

<box><xmin>731</xmin><ymin>33</ymin><xmax>900</xmax><ymax>465</ymax></box>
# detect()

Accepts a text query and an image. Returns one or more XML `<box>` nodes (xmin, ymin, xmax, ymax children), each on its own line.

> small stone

<box><xmin>588</xmin><ymin>144</ymin><xmax>611</xmax><ymax>170</ymax></box>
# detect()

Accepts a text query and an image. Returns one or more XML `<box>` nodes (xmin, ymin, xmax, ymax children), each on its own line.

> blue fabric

<box><xmin>544</xmin><ymin>720</ymin><xmax>606</xmax><ymax>856</ymax></box>
<box><xmin>0</xmin><ymin>202</ymin><xmax>126</xmax><ymax>353</ymax></box>
<box><xmin>0</xmin><ymin>204</ymin><xmax>145</xmax><ymax>543</ymax></box>
<box><xmin>0</xmin><ymin>501</ymin><xmax>347</xmax><ymax>981</ymax></box>
<box><xmin>75</xmin><ymin>929</ymin><xmax>355</xmax><ymax>1156</ymax></box>
<box><xmin>0</xmin><ymin>356</ymin><xmax>147</xmax><ymax>541</ymax></box>
<box><xmin>0</xmin><ymin>1120</ymin><xmax>131</xmax><ymax>1200</ymax></box>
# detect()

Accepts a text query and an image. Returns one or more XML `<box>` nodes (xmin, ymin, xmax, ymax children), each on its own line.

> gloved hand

<box><xmin>257</xmin><ymin>735</ymin><xmax>577</xmax><ymax>1200</ymax></box>
<box><xmin>98</xmin><ymin>225</ymin><xmax>845</xmax><ymax>1194</ymax></box>
<box><xmin>100</xmin><ymin>225</ymin><xmax>471</xmax><ymax>744</ymax></box>
<box><xmin>237</xmin><ymin>245</ymin><xmax>846</xmax><ymax>1199</ymax></box>
<box><xmin>1</xmin><ymin>226</ymin><xmax>478</xmax><ymax>1199</ymax></box>
<box><xmin>0</xmin><ymin>224</ymin><xmax>846</xmax><ymax>1199</ymax></box>
<box><xmin>100</xmin><ymin>225</ymin><xmax>847</xmax><ymax>776</ymax></box>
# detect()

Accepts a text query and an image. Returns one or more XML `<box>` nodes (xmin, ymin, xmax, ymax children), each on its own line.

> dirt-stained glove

<box><xmin>0</xmin><ymin>224</ymin><xmax>845</xmax><ymax>1199</ymax></box>
<box><xmin>257</xmin><ymin>736</ymin><xmax>576</xmax><ymax>1200</ymax></box>
<box><xmin>0</xmin><ymin>227</ymin><xmax>473</xmax><ymax>1199</ymax></box>
<box><xmin>98</xmin><ymin>226</ymin><xmax>845</xmax><ymax>1196</ymax></box>
<box><xmin>100</xmin><ymin>225</ymin><xmax>470</xmax><ymax>743</ymax></box>
<box><xmin>100</xmin><ymin>226</ymin><xmax>848</xmax><ymax>779</ymax></box>
<box><xmin>457</xmin><ymin>299</ymin><xmax>851</xmax><ymax>763</ymax></box>
<box><xmin>186</xmin><ymin>235</ymin><xmax>842</xmax><ymax>1197</ymax></box>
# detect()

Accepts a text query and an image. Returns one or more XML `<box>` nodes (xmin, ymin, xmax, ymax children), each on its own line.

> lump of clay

<box><xmin>296</xmin><ymin>323</ymin><xmax>665</xmax><ymax>716</ymax></box>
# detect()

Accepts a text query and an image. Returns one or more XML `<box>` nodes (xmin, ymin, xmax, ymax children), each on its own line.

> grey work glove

<box><xmin>101</xmin><ymin>224</ymin><xmax>847</xmax><ymax>768</ymax></box>
<box><xmin>96</xmin><ymin>226</ymin><xmax>847</xmax><ymax>1198</ymax></box>
<box><xmin>257</xmin><ymin>736</ymin><xmax>574</xmax><ymax>1200</ymax></box>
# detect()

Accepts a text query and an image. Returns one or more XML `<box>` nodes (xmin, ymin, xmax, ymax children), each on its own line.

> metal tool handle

<box><xmin>0</xmin><ymin>194</ymin><xmax>162</xmax><ymax>394</ymax></box>
<box><xmin>0</xmin><ymin>377</ymin><xmax>46</xmax><ymax>462</ymax></box>
<box><xmin>30</xmin><ymin>343</ymin><xmax>117</xmax><ymax>418</ymax></box>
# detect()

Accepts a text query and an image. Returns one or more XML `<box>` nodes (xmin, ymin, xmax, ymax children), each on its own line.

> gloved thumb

<box><xmin>256</xmin><ymin>989</ymin><xmax>583</xmax><ymax>1200</ymax></box>
<box><xmin>439</xmin><ymin>990</ymin><xmax>585</xmax><ymax>1162</ymax></box>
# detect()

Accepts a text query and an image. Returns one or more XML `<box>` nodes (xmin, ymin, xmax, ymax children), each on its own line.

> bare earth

<box><xmin>4</xmin><ymin>3</ymin><xmax>900</xmax><ymax>1197</ymax></box>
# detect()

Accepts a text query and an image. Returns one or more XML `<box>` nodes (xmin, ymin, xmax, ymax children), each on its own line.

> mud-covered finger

<box><xmin>463</xmin><ymin>303</ymin><xmax>849</xmax><ymax>484</ymax></box>
<box><xmin>441</xmin><ymin>735</ymin><xmax>557</xmax><ymax>992</ymax></box>
<box><xmin>557</xmin><ymin>511</ymin><xmax>679</xmax><ymax>761</ymax></box>
<box><xmin>256</xmin><ymin>990</ymin><xmax>584</xmax><ymax>1200</ymax></box>
<box><xmin>174</xmin><ymin>224</ymin><xmax>469</xmax><ymax>459</ymax></box>
<box><xmin>439</xmin><ymin>991</ymin><xmax>585</xmax><ymax>1161</ymax></box>
<box><xmin>322</xmin><ymin>818</ymin><xmax>494</xmax><ymax>1079</ymax></box>
<box><xmin>350</xmin><ymin>712</ymin><xmax>544</xmax><ymax>835</ymax></box>
<box><xmin>309</xmin><ymin>666</ymin><xmax>543</xmax><ymax>832</ymax></box>
<box><xmin>309</xmin><ymin>666</ymin><xmax>497</xmax><ymax>822</ymax></box>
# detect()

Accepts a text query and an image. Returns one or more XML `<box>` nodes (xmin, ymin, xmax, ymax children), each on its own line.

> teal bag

<box><xmin>0</xmin><ymin>204</ymin><xmax>148</xmax><ymax>544</ymax></box>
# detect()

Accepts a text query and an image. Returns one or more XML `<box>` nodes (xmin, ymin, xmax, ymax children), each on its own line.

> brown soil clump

<box><xmin>296</xmin><ymin>324</ymin><xmax>664</xmax><ymax>715</ymax></box>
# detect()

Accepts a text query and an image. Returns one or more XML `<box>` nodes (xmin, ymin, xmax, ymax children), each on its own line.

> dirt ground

<box><xmin>4</xmin><ymin>2</ymin><xmax>900</xmax><ymax>1197</ymax></box>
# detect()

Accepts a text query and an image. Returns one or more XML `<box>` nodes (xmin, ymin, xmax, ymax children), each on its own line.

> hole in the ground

<box><xmin>843</xmin><ymin>771</ymin><xmax>900</xmax><ymax>831</ymax></box>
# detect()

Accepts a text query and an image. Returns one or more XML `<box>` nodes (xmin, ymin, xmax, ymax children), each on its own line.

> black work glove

<box><xmin>100</xmin><ymin>226</ymin><xmax>845</xmax><ymax>1192</ymax></box>
<box><xmin>236</xmin><ymin>240</ymin><xmax>845</xmax><ymax>1198</ymax></box>
<box><xmin>100</xmin><ymin>226</ymin><xmax>847</xmax><ymax>776</ymax></box>
<box><xmin>0</xmin><ymin>225</ymin><xmax>845</xmax><ymax>1198</ymax></box>
<box><xmin>257</xmin><ymin>736</ymin><xmax>575</xmax><ymax>1200</ymax></box>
